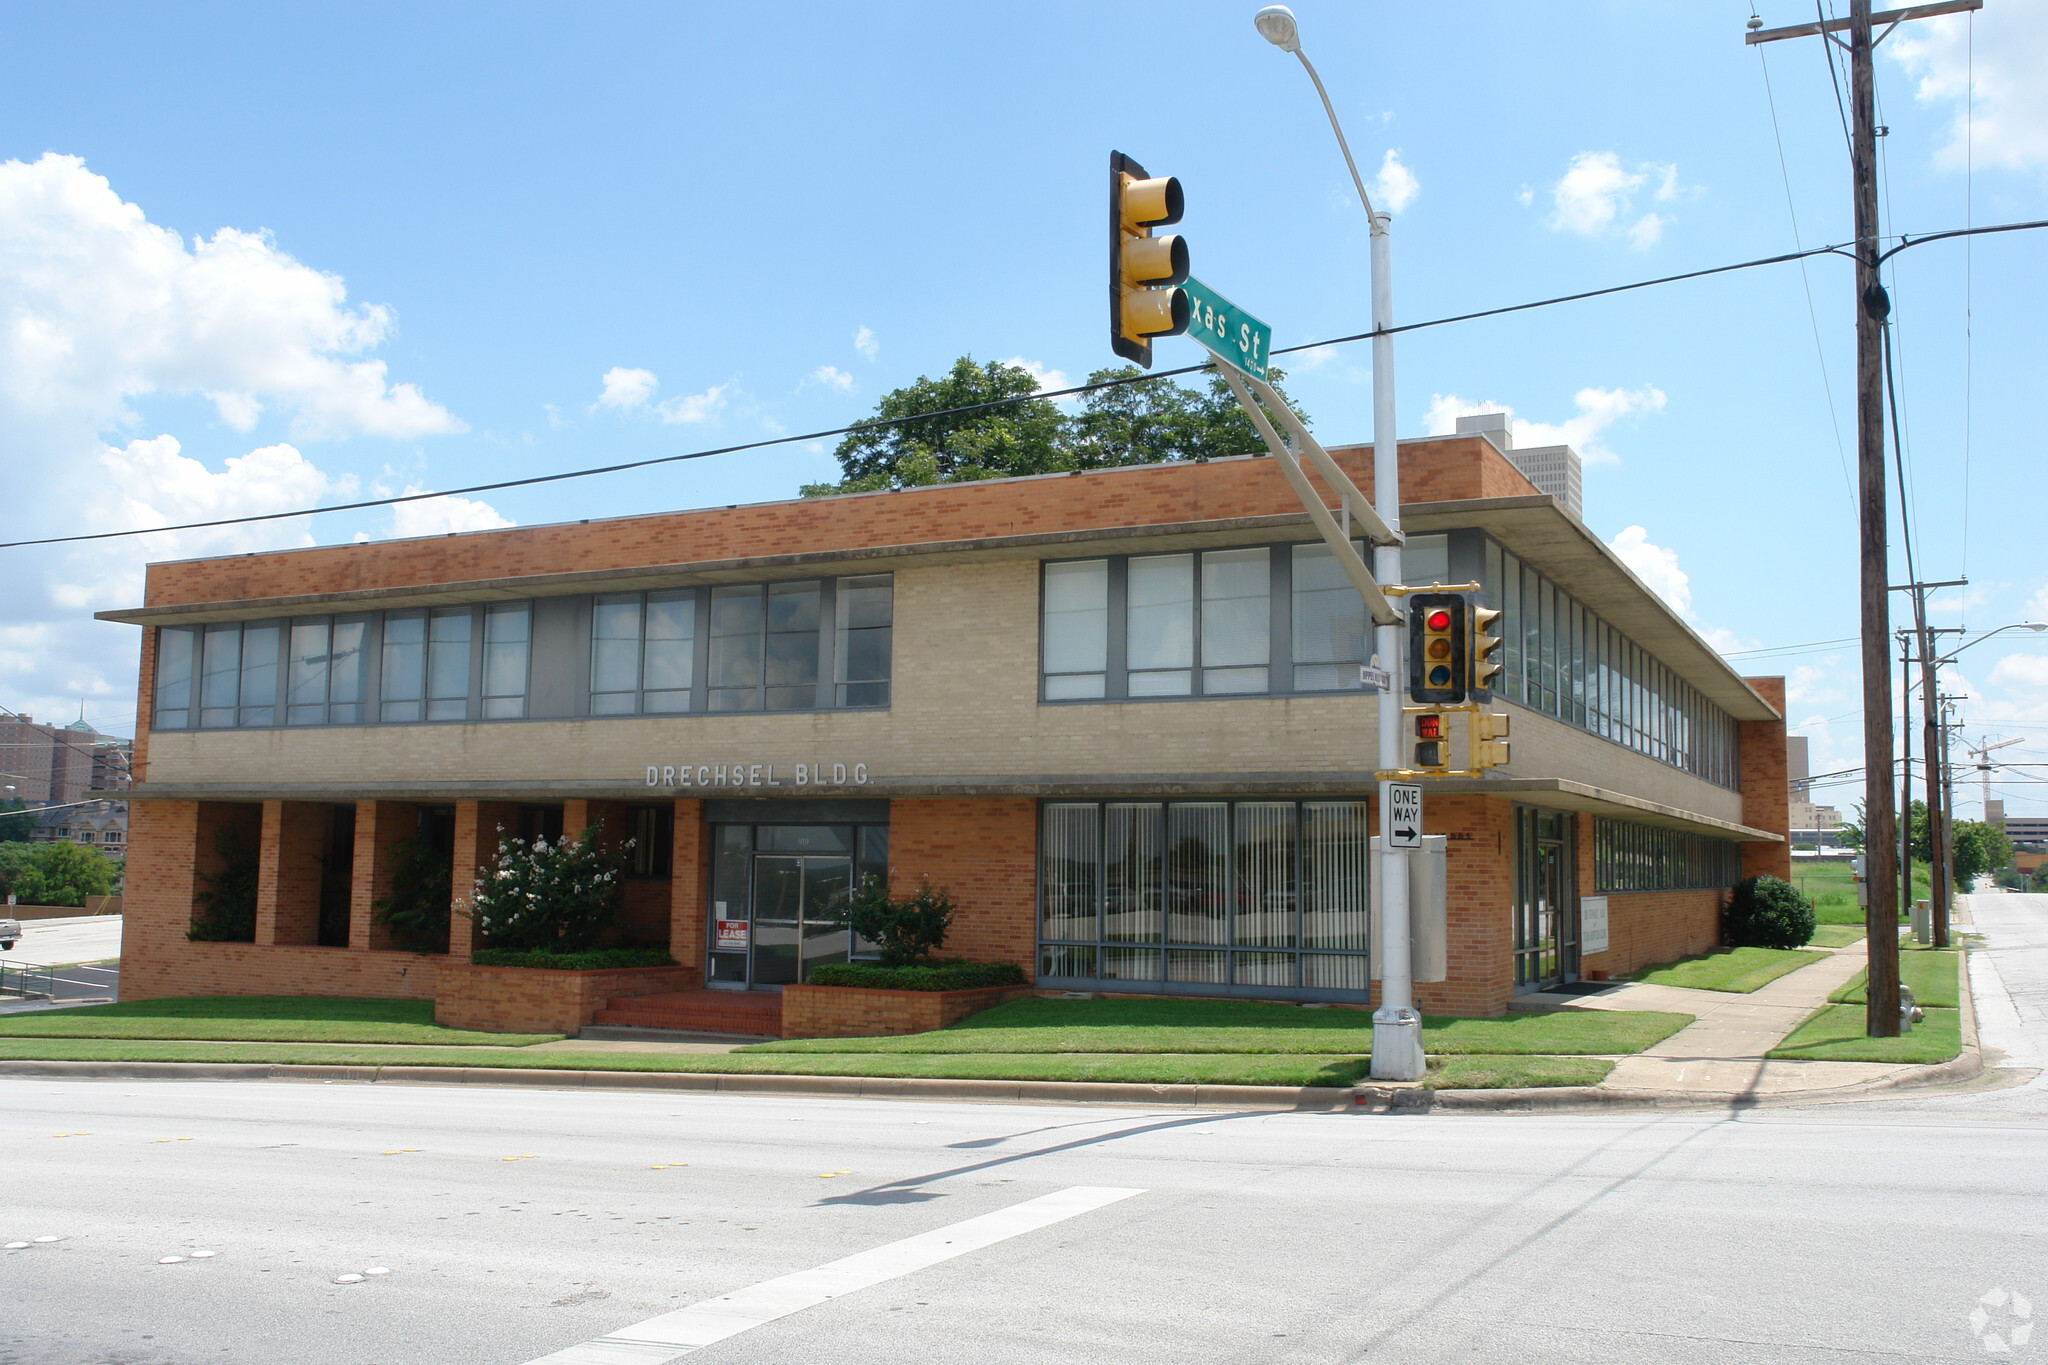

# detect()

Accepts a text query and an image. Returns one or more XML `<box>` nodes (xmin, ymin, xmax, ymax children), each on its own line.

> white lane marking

<box><xmin>523</xmin><ymin>1185</ymin><xmax>1144</xmax><ymax>1364</ymax></box>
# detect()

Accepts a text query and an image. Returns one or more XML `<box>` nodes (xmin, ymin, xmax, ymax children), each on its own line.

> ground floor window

<box><xmin>1593</xmin><ymin>818</ymin><xmax>1739</xmax><ymax>892</ymax></box>
<box><xmin>1037</xmin><ymin>799</ymin><xmax>1371</xmax><ymax>1000</ymax></box>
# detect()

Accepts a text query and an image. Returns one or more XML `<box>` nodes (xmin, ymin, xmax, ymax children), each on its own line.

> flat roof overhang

<box><xmin>124</xmin><ymin>774</ymin><xmax>1779</xmax><ymax>843</ymax></box>
<box><xmin>96</xmin><ymin>491</ymin><xmax>1778</xmax><ymax>720</ymax></box>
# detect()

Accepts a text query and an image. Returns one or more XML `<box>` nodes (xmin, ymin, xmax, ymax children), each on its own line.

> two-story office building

<box><xmin>106</xmin><ymin>430</ymin><xmax>1788</xmax><ymax>1030</ymax></box>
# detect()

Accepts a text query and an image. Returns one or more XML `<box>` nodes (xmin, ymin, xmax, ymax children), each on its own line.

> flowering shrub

<box><xmin>465</xmin><ymin>825</ymin><xmax>631</xmax><ymax>954</ymax></box>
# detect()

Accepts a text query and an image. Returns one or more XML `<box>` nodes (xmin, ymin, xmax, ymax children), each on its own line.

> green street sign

<box><xmin>1182</xmin><ymin>275</ymin><xmax>1272</xmax><ymax>381</ymax></box>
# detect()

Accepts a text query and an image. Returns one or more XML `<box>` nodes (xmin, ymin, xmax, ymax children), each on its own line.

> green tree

<box><xmin>0</xmin><ymin>840</ymin><xmax>116</xmax><ymax>907</ymax></box>
<box><xmin>801</xmin><ymin>355</ymin><xmax>1307</xmax><ymax>495</ymax></box>
<box><xmin>188</xmin><ymin>824</ymin><xmax>259</xmax><ymax>942</ymax></box>
<box><xmin>0</xmin><ymin>799</ymin><xmax>34</xmax><ymax>843</ymax></box>
<box><xmin>1951</xmin><ymin>820</ymin><xmax>2014</xmax><ymax>889</ymax></box>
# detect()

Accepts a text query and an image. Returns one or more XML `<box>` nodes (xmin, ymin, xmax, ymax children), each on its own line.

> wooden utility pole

<box><xmin>1747</xmin><ymin>0</ymin><xmax>1981</xmax><ymax>1033</ymax></box>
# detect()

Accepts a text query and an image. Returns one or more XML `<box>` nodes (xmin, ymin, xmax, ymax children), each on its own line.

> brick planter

<box><xmin>780</xmin><ymin>984</ymin><xmax>1032</xmax><ymax>1040</ymax></box>
<box><xmin>435</xmin><ymin>963</ymin><xmax>700</xmax><ymax>1035</ymax></box>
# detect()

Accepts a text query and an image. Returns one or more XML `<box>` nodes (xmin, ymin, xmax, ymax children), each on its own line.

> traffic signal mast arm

<box><xmin>1214</xmin><ymin>363</ymin><xmax>1401</xmax><ymax>627</ymax></box>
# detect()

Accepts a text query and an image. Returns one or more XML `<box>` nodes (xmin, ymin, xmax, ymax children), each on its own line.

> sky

<box><xmin>0</xmin><ymin>1</ymin><xmax>2043</xmax><ymax>817</ymax></box>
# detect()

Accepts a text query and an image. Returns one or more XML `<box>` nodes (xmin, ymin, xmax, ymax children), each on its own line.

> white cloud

<box><xmin>1607</xmin><ymin>525</ymin><xmax>1692</xmax><ymax>616</ymax></box>
<box><xmin>657</xmin><ymin>384</ymin><xmax>727</xmax><ymax>424</ymax></box>
<box><xmin>1423</xmin><ymin>385</ymin><xmax>1667</xmax><ymax>465</ymax></box>
<box><xmin>1988</xmin><ymin>653</ymin><xmax>2048</xmax><ymax>692</ymax></box>
<box><xmin>1545</xmin><ymin>151</ymin><xmax>1685</xmax><ymax>250</ymax></box>
<box><xmin>595</xmin><ymin>366</ymin><xmax>658</xmax><ymax>411</ymax></box>
<box><xmin>387</xmin><ymin>488</ymin><xmax>515</xmax><ymax>539</ymax></box>
<box><xmin>808</xmin><ymin>365</ymin><xmax>854</xmax><ymax>393</ymax></box>
<box><xmin>853</xmin><ymin>326</ymin><xmax>879</xmax><ymax>362</ymax></box>
<box><xmin>0</xmin><ymin>153</ymin><xmax>460</xmax><ymax>731</ymax></box>
<box><xmin>1001</xmin><ymin>357</ymin><xmax>1070</xmax><ymax>396</ymax></box>
<box><xmin>0</xmin><ymin>153</ymin><xmax>463</xmax><ymax>441</ymax></box>
<box><xmin>1287</xmin><ymin>345</ymin><xmax>1340</xmax><ymax>372</ymax></box>
<box><xmin>1371</xmin><ymin>149</ymin><xmax>1419</xmax><ymax>214</ymax></box>
<box><xmin>2023</xmin><ymin>581</ymin><xmax>2048</xmax><ymax>622</ymax></box>
<box><xmin>1890</xmin><ymin>6</ymin><xmax>2048</xmax><ymax>174</ymax></box>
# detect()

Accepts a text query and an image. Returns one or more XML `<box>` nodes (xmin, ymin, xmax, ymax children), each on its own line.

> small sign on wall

<box><xmin>714</xmin><ymin>919</ymin><xmax>749</xmax><ymax>952</ymax></box>
<box><xmin>1580</xmin><ymin>896</ymin><xmax>1609</xmax><ymax>956</ymax></box>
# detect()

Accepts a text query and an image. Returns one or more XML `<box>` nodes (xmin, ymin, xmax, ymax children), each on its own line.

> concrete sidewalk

<box><xmin>1511</xmin><ymin>937</ymin><xmax>1955</xmax><ymax>1104</ymax></box>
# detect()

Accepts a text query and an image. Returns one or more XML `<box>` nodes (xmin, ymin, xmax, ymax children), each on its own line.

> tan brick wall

<box><xmin>887</xmin><ymin>798</ymin><xmax>1038</xmax><ymax>974</ymax></box>
<box><xmin>781</xmin><ymin>985</ymin><xmax>1033</xmax><ymax>1040</ymax></box>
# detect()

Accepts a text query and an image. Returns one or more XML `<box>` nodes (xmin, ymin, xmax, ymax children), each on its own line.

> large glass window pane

<box><xmin>1570</xmin><ymin>599</ymin><xmax>1587</xmax><ymax>726</ymax></box>
<box><xmin>1233</xmin><ymin>802</ymin><xmax>1295</xmax><ymax>947</ymax></box>
<box><xmin>238</xmin><ymin>622</ymin><xmax>278</xmax><ymax>727</ymax></box>
<box><xmin>1539</xmin><ymin>581</ymin><xmax>1558</xmax><ymax>715</ymax></box>
<box><xmin>1402</xmin><ymin>533</ymin><xmax>1449</xmax><ymax>587</ymax></box>
<box><xmin>287</xmin><ymin>619</ymin><xmax>330</xmax><ymax>725</ymax></box>
<box><xmin>154</xmin><ymin>626</ymin><xmax>195</xmax><ymax>730</ymax></box>
<box><xmin>1291</xmin><ymin>543</ymin><xmax>1367</xmax><ymax>692</ymax></box>
<box><xmin>1042</xmin><ymin>559</ymin><xmax>1108</xmax><ymax>698</ymax></box>
<box><xmin>380</xmin><ymin>613</ymin><xmax>424</xmax><ymax>722</ymax></box>
<box><xmin>1200</xmin><ymin>547</ymin><xmax>1269</xmax><ymax>693</ymax></box>
<box><xmin>426</xmin><ymin>609</ymin><xmax>471</xmax><ymax>721</ymax></box>
<box><xmin>1302</xmin><ymin>802</ymin><xmax>1370</xmax><ymax>950</ymax></box>
<box><xmin>328</xmin><ymin>616</ymin><xmax>367</xmax><ymax>724</ymax></box>
<box><xmin>1040</xmin><ymin>803</ymin><xmax>1099</xmax><ymax>941</ymax></box>
<box><xmin>834</xmin><ymin>575</ymin><xmax>890</xmax><ymax>707</ymax></box>
<box><xmin>483</xmin><ymin>604</ymin><xmax>529</xmax><ymax>719</ymax></box>
<box><xmin>1521</xmin><ymin>564</ymin><xmax>1542</xmax><ymax>705</ymax></box>
<box><xmin>1127</xmin><ymin>553</ymin><xmax>1193</xmax><ymax>695</ymax></box>
<box><xmin>708</xmin><ymin>585</ymin><xmax>764</xmax><ymax>711</ymax></box>
<box><xmin>1500</xmin><ymin>550</ymin><xmax>1523</xmax><ymax>703</ymax></box>
<box><xmin>1102</xmin><ymin>803</ymin><xmax>1163</xmax><ymax>943</ymax></box>
<box><xmin>591</xmin><ymin>595</ymin><xmax>641</xmax><ymax>711</ymax></box>
<box><xmin>1165</xmin><ymin>803</ymin><xmax>1228</xmax><ymax>945</ymax></box>
<box><xmin>644</xmin><ymin>591</ymin><xmax>696</xmax><ymax>712</ymax></box>
<box><xmin>764</xmin><ymin>581</ymin><xmax>821</xmax><ymax>711</ymax></box>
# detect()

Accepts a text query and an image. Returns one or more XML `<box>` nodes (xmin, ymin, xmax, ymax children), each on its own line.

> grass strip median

<box><xmin>0</xmin><ymin>1037</ymin><xmax>1612</xmax><ymax>1090</ymax></box>
<box><xmin>1624</xmin><ymin>946</ymin><xmax>1824</xmax><ymax>994</ymax></box>
<box><xmin>1765</xmin><ymin>1004</ymin><xmax>1961</xmax><ymax>1064</ymax></box>
<box><xmin>1830</xmin><ymin>946</ymin><xmax>1960</xmax><ymax>1009</ymax></box>
<box><xmin>0</xmin><ymin>996</ymin><xmax>563</xmax><ymax>1047</ymax></box>
<box><xmin>746</xmin><ymin>997</ymin><xmax>1690</xmax><ymax>1056</ymax></box>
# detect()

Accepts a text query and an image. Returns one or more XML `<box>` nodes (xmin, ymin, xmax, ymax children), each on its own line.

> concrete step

<box><xmin>596</xmin><ymin>988</ymin><xmax>783</xmax><ymax>1038</ymax></box>
<box><xmin>577</xmin><ymin>1024</ymin><xmax>774</xmax><ymax>1044</ymax></box>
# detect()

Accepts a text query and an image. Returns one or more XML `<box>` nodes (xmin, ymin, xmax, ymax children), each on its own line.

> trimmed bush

<box><xmin>805</xmin><ymin>961</ymin><xmax>1027</xmax><ymax>992</ymax></box>
<box><xmin>469</xmin><ymin>947</ymin><xmax>676</xmax><ymax>971</ymax></box>
<box><xmin>837</xmin><ymin>875</ymin><xmax>955</xmax><ymax>967</ymax></box>
<box><xmin>1725</xmin><ymin>874</ymin><xmax>1816</xmax><ymax>950</ymax></box>
<box><xmin>373</xmin><ymin>833</ymin><xmax>452</xmax><ymax>954</ymax></box>
<box><xmin>466</xmin><ymin>825</ymin><xmax>631</xmax><ymax>952</ymax></box>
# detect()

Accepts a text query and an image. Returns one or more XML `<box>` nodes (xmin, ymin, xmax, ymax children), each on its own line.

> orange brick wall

<box><xmin>255</xmin><ymin>800</ymin><xmax>329</xmax><ymax>946</ymax></box>
<box><xmin>781</xmin><ymin>984</ymin><xmax>1033</xmax><ymax>1040</ymax></box>
<box><xmin>433</xmin><ymin>963</ymin><xmax>698</xmax><ymax>1034</ymax></box>
<box><xmin>139</xmin><ymin>436</ymin><xmax>1537</xmax><ymax>609</ymax></box>
<box><xmin>1409</xmin><ymin>794</ymin><xmax>1516</xmax><ymax>1018</ymax></box>
<box><xmin>886</xmin><ymin>797</ymin><xmax>1038</xmax><ymax>974</ymax></box>
<box><xmin>349</xmin><ymin>801</ymin><xmax>419</xmax><ymax>952</ymax></box>
<box><xmin>1739</xmin><ymin>675</ymin><xmax>1792</xmax><ymax>882</ymax></box>
<box><xmin>1580</xmin><ymin>890</ymin><xmax>1725</xmax><ymax>977</ymax></box>
<box><xmin>668</xmin><ymin>800</ymin><xmax>707</xmax><ymax>971</ymax></box>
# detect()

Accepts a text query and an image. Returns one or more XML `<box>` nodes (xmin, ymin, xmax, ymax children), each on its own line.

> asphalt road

<box><xmin>5</xmin><ymin>896</ymin><xmax>2044</xmax><ymax>1365</ymax></box>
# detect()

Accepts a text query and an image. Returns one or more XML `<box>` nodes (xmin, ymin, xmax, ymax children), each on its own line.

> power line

<box><xmin>3</xmin><ymin>219</ymin><xmax>2043</xmax><ymax>555</ymax></box>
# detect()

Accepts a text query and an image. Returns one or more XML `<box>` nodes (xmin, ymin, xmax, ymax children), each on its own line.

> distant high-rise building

<box><xmin>0</xmin><ymin>709</ymin><xmax>132</xmax><ymax>806</ymax></box>
<box><xmin>1455</xmin><ymin>412</ymin><xmax>1584</xmax><ymax>522</ymax></box>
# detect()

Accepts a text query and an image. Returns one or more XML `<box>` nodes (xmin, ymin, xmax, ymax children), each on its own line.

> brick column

<box><xmin>349</xmin><ymin>801</ymin><xmax>419</xmax><ymax>952</ymax></box>
<box><xmin>254</xmin><ymin>801</ymin><xmax>326</xmax><ymax>946</ymax></box>
<box><xmin>450</xmin><ymin>801</ymin><xmax>519</xmax><ymax>958</ymax></box>
<box><xmin>1739</xmin><ymin>675</ymin><xmax>1792</xmax><ymax>883</ymax></box>
<box><xmin>669</xmin><ymin>799</ymin><xmax>706</xmax><ymax>972</ymax></box>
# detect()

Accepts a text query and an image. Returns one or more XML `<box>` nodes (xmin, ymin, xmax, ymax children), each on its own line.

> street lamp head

<box><xmin>2023</xmin><ymin>622</ymin><xmax>2048</xmax><ymax>632</ymax></box>
<box><xmin>1254</xmin><ymin>5</ymin><xmax>1301</xmax><ymax>52</ymax></box>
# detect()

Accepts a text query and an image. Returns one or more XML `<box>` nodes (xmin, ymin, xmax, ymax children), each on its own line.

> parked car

<box><xmin>0</xmin><ymin>916</ymin><xmax>18</xmax><ymax>950</ymax></box>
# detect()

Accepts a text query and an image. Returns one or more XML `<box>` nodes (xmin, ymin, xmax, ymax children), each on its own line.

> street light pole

<box><xmin>1255</xmin><ymin>5</ymin><xmax>1423</xmax><ymax>1079</ymax></box>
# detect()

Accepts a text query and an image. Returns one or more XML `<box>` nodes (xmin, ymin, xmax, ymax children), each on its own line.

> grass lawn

<box><xmin>744</xmin><ymin>997</ymin><xmax>1691</xmax><ymax>1056</ymax></box>
<box><xmin>1808</xmin><ymin>925</ymin><xmax>1867</xmax><ymax>949</ymax></box>
<box><xmin>1829</xmin><ymin>946</ymin><xmax>1961</xmax><ymax>1009</ymax></box>
<box><xmin>0</xmin><ymin>1037</ymin><xmax>1611</xmax><ymax>1090</ymax></box>
<box><xmin>1626</xmin><ymin>946</ymin><xmax>1823</xmax><ymax>994</ymax></box>
<box><xmin>0</xmin><ymin>996</ymin><xmax>563</xmax><ymax>1047</ymax></box>
<box><xmin>1765</xmin><ymin>1004</ymin><xmax>1961</xmax><ymax>1064</ymax></box>
<box><xmin>1796</xmin><ymin>860</ymin><xmax>1923</xmax><ymax>927</ymax></box>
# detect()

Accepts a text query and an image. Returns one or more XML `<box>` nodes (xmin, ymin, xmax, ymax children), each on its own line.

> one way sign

<box><xmin>1386</xmin><ymin>783</ymin><xmax>1422</xmax><ymax>849</ymax></box>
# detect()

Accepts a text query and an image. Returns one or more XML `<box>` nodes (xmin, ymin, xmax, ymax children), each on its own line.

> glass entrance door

<box><xmin>748</xmin><ymin>855</ymin><xmax>854</xmax><ymax>985</ymax></box>
<box><xmin>1513</xmin><ymin>808</ymin><xmax>1578</xmax><ymax>992</ymax></box>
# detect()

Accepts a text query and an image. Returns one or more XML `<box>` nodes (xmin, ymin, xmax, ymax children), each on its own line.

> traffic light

<box><xmin>1110</xmin><ymin>151</ymin><xmax>1189</xmax><ymax>367</ymax></box>
<box><xmin>1468</xmin><ymin>603</ymin><xmax>1503</xmax><ymax>700</ymax></box>
<box><xmin>1413</xmin><ymin>712</ymin><xmax>1449</xmax><ymax>772</ymax></box>
<box><xmin>1472</xmin><ymin>711</ymin><xmax>1511</xmax><ymax>769</ymax></box>
<box><xmin>1407</xmin><ymin>592</ymin><xmax>1467</xmax><ymax>705</ymax></box>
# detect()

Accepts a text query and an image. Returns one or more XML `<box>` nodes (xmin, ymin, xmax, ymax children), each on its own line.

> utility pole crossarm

<box><xmin>1745</xmin><ymin>0</ymin><xmax>1980</xmax><ymax>46</ymax></box>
